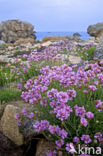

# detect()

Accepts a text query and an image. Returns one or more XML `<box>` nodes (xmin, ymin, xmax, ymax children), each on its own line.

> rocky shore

<box><xmin>0</xmin><ymin>20</ymin><xmax>103</xmax><ymax>156</ymax></box>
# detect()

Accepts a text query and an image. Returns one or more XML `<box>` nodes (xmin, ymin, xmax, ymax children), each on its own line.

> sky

<box><xmin>0</xmin><ymin>0</ymin><xmax>103</xmax><ymax>32</ymax></box>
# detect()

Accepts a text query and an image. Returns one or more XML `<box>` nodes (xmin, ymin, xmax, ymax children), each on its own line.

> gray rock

<box><xmin>73</xmin><ymin>32</ymin><xmax>81</xmax><ymax>38</ymax></box>
<box><xmin>87</xmin><ymin>22</ymin><xmax>103</xmax><ymax>38</ymax></box>
<box><xmin>0</xmin><ymin>40</ymin><xmax>7</xmax><ymax>50</ymax></box>
<box><xmin>93</xmin><ymin>36</ymin><xmax>103</xmax><ymax>60</ymax></box>
<box><xmin>0</xmin><ymin>40</ymin><xmax>5</xmax><ymax>45</ymax></box>
<box><xmin>0</xmin><ymin>55</ymin><xmax>9</xmax><ymax>63</ymax></box>
<box><xmin>0</xmin><ymin>20</ymin><xmax>36</xmax><ymax>43</ymax></box>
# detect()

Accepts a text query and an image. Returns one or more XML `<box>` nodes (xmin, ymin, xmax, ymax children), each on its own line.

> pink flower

<box><xmin>57</xmin><ymin>91</ymin><xmax>69</xmax><ymax>103</ymax></box>
<box><xmin>67</xmin><ymin>89</ymin><xmax>76</xmax><ymax>100</ymax></box>
<box><xmin>22</xmin><ymin>108</ymin><xmax>27</xmax><ymax>116</ymax></box>
<box><xmin>33</xmin><ymin>120</ymin><xmax>49</xmax><ymax>132</ymax></box>
<box><xmin>40</xmin><ymin>97</ymin><xmax>47</xmax><ymax>106</ymax></box>
<box><xmin>73</xmin><ymin>137</ymin><xmax>79</xmax><ymax>143</ymax></box>
<box><xmin>86</xmin><ymin>112</ymin><xmax>94</xmax><ymax>119</ymax></box>
<box><xmin>28</xmin><ymin>112</ymin><xmax>34</xmax><ymax>119</ymax></box>
<box><xmin>55</xmin><ymin>139</ymin><xmax>64</xmax><ymax>148</ymax></box>
<box><xmin>23</xmin><ymin>68</ymin><xmax>28</xmax><ymax>73</ymax></box>
<box><xmin>81</xmin><ymin>135</ymin><xmax>92</xmax><ymax>144</ymax></box>
<box><xmin>54</xmin><ymin>104</ymin><xmax>72</xmax><ymax>121</ymax></box>
<box><xmin>75</xmin><ymin>106</ymin><xmax>86</xmax><ymax>118</ymax></box>
<box><xmin>80</xmin><ymin>118</ymin><xmax>88</xmax><ymax>127</ymax></box>
<box><xmin>95</xmin><ymin>100</ymin><xmax>103</xmax><ymax>112</ymax></box>
<box><xmin>89</xmin><ymin>85</ymin><xmax>97</xmax><ymax>92</ymax></box>
<box><xmin>83</xmin><ymin>90</ymin><xmax>88</xmax><ymax>94</ymax></box>
<box><xmin>47</xmin><ymin>89</ymin><xmax>58</xmax><ymax>100</ymax></box>
<box><xmin>14</xmin><ymin>113</ymin><xmax>20</xmax><ymax>119</ymax></box>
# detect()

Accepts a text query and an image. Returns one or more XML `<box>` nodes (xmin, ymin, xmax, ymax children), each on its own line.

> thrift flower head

<box><xmin>81</xmin><ymin>135</ymin><xmax>92</xmax><ymax>144</ymax></box>
<box><xmin>55</xmin><ymin>139</ymin><xmax>64</xmax><ymax>148</ymax></box>
<box><xmin>57</xmin><ymin>91</ymin><xmax>69</xmax><ymax>103</ymax></box>
<box><xmin>86</xmin><ymin>112</ymin><xmax>94</xmax><ymax>119</ymax></box>
<box><xmin>14</xmin><ymin>113</ymin><xmax>20</xmax><ymax>120</ymax></box>
<box><xmin>47</xmin><ymin>89</ymin><xmax>58</xmax><ymax>100</ymax></box>
<box><xmin>33</xmin><ymin>120</ymin><xmax>49</xmax><ymax>132</ymax></box>
<box><xmin>80</xmin><ymin>118</ymin><xmax>88</xmax><ymax>127</ymax></box>
<box><xmin>54</xmin><ymin>104</ymin><xmax>72</xmax><ymax>121</ymax></box>
<box><xmin>89</xmin><ymin>85</ymin><xmax>97</xmax><ymax>92</ymax></box>
<box><xmin>75</xmin><ymin>106</ymin><xmax>86</xmax><ymax>117</ymax></box>
<box><xmin>73</xmin><ymin>137</ymin><xmax>79</xmax><ymax>143</ymax></box>
<box><xmin>67</xmin><ymin>89</ymin><xmax>76</xmax><ymax>100</ymax></box>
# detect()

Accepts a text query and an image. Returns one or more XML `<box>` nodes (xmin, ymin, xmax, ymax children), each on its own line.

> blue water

<box><xmin>35</xmin><ymin>32</ymin><xmax>90</xmax><ymax>41</ymax></box>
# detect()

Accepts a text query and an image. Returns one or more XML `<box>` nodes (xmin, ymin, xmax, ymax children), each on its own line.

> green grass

<box><xmin>0</xmin><ymin>89</ymin><xmax>21</xmax><ymax>103</ymax></box>
<box><xmin>78</xmin><ymin>46</ymin><xmax>96</xmax><ymax>61</ymax></box>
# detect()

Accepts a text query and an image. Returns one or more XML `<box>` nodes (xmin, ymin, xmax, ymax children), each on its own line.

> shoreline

<box><xmin>35</xmin><ymin>31</ymin><xmax>90</xmax><ymax>41</ymax></box>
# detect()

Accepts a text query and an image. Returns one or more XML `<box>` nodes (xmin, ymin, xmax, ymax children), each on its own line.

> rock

<box><xmin>41</xmin><ymin>41</ymin><xmax>52</xmax><ymax>47</ymax></box>
<box><xmin>36</xmin><ymin>139</ymin><xmax>55</xmax><ymax>156</ymax></box>
<box><xmin>0</xmin><ymin>40</ymin><xmax>5</xmax><ymax>45</ymax></box>
<box><xmin>0</xmin><ymin>132</ymin><xmax>23</xmax><ymax>156</ymax></box>
<box><xmin>93</xmin><ymin>36</ymin><xmax>103</xmax><ymax>60</ymax></box>
<box><xmin>42</xmin><ymin>36</ymin><xmax>68</xmax><ymax>42</ymax></box>
<box><xmin>87</xmin><ymin>22</ymin><xmax>103</xmax><ymax>38</ymax></box>
<box><xmin>73</xmin><ymin>32</ymin><xmax>81</xmax><ymax>38</ymax></box>
<box><xmin>61</xmin><ymin>54</ymin><xmax>70</xmax><ymax>64</ymax></box>
<box><xmin>0</xmin><ymin>20</ymin><xmax>36</xmax><ymax>43</ymax></box>
<box><xmin>15</xmin><ymin>38</ymin><xmax>36</xmax><ymax>45</ymax></box>
<box><xmin>0</xmin><ymin>103</ymin><xmax>4</xmax><ymax>118</ymax></box>
<box><xmin>0</xmin><ymin>40</ymin><xmax>7</xmax><ymax>50</ymax></box>
<box><xmin>34</xmin><ymin>43</ymin><xmax>41</xmax><ymax>49</ymax></box>
<box><xmin>0</xmin><ymin>105</ymin><xmax>24</xmax><ymax>145</ymax></box>
<box><xmin>77</xmin><ymin>42</ymin><xmax>96</xmax><ymax>47</ymax></box>
<box><xmin>21</xmin><ymin>118</ymin><xmax>37</xmax><ymax>142</ymax></box>
<box><xmin>0</xmin><ymin>55</ymin><xmax>9</xmax><ymax>63</ymax></box>
<box><xmin>69</xmin><ymin>55</ymin><xmax>82</xmax><ymax>64</ymax></box>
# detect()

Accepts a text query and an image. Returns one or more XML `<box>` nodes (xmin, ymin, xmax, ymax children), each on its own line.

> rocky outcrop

<box><xmin>87</xmin><ymin>22</ymin><xmax>103</xmax><ymax>38</ymax></box>
<box><xmin>87</xmin><ymin>23</ymin><xmax>103</xmax><ymax>60</ymax></box>
<box><xmin>0</xmin><ymin>20</ymin><xmax>36</xmax><ymax>43</ymax></box>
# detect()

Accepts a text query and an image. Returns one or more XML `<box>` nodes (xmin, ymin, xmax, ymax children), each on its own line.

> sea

<box><xmin>35</xmin><ymin>32</ymin><xmax>90</xmax><ymax>41</ymax></box>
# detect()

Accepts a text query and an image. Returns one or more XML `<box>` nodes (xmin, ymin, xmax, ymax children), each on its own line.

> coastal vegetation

<box><xmin>1</xmin><ymin>38</ymin><xmax>103</xmax><ymax>155</ymax></box>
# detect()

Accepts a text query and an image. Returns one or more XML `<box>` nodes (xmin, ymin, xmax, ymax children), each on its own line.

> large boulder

<box><xmin>87</xmin><ymin>22</ymin><xmax>103</xmax><ymax>38</ymax></box>
<box><xmin>0</xmin><ymin>20</ymin><xmax>36</xmax><ymax>43</ymax></box>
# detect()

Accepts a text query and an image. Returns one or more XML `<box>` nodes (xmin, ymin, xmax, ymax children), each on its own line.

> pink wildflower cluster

<box><xmin>20</xmin><ymin>62</ymin><xmax>103</xmax><ymax>155</ymax></box>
